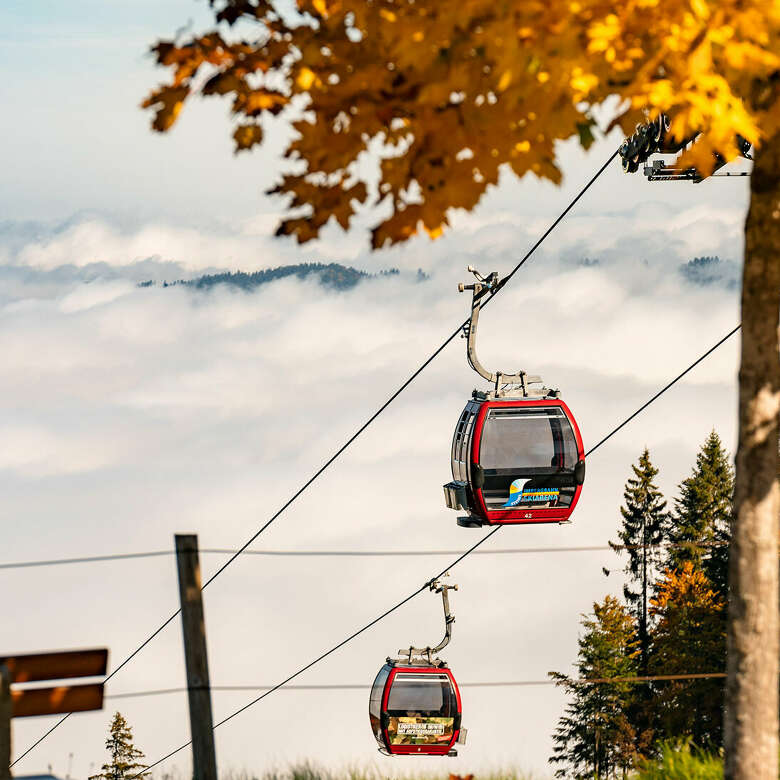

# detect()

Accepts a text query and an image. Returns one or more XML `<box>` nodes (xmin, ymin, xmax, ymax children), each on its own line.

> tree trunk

<box><xmin>724</xmin><ymin>128</ymin><xmax>780</xmax><ymax>779</ymax></box>
<box><xmin>641</xmin><ymin>514</ymin><xmax>648</xmax><ymax>675</ymax></box>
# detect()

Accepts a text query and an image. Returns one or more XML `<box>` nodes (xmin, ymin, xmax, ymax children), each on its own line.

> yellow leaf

<box><xmin>689</xmin><ymin>39</ymin><xmax>712</xmax><ymax>76</ymax></box>
<box><xmin>570</xmin><ymin>68</ymin><xmax>598</xmax><ymax>97</ymax></box>
<box><xmin>497</xmin><ymin>69</ymin><xmax>513</xmax><ymax>92</ymax></box>
<box><xmin>145</xmin><ymin>85</ymin><xmax>190</xmax><ymax>132</ymax></box>
<box><xmin>690</xmin><ymin>0</ymin><xmax>710</xmax><ymax>20</ymax></box>
<box><xmin>297</xmin><ymin>67</ymin><xmax>317</xmax><ymax>90</ymax></box>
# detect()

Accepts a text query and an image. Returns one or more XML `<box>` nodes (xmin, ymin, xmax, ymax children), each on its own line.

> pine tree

<box><xmin>649</xmin><ymin>563</ymin><xmax>727</xmax><ymax>748</ymax></box>
<box><xmin>611</xmin><ymin>449</ymin><xmax>669</xmax><ymax>674</ymax></box>
<box><xmin>549</xmin><ymin>596</ymin><xmax>645</xmax><ymax>779</ymax></box>
<box><xmin>667</xmin><ymin>430</ymin><xmax>734</xmax><ymax>597</ymax></box>
<box><xmin>89</xmin><ymin>712</ymin><xmax>149</xmax><ymax>780</ymax></box>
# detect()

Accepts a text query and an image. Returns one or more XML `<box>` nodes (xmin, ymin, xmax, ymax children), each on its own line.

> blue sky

<box><xmin>1</xmin><ymin>0</ymin><xmax>266</xmax><ymax>225</ymax></box>
<box><xmin>0</xmin><ymin>4</ymin><xmax>751</xmax><ymax>779</ymax></box>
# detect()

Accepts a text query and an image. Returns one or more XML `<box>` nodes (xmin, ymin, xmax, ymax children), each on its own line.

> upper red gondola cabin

<box><xmin>444</xmin><ymin>395</ymin><xmax>585</xmax><ymax>526</ymax></box>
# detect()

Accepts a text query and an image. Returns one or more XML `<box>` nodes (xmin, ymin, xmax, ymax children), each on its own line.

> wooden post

<box><xmin>0</xmin><ymin>665</ymin><xmax>11</xmax><ymax>780</ymax></box>
<box><xmin>175</xmin><ymin>535</ymin><xmax>217</xmax><ymax>780</ymax></box>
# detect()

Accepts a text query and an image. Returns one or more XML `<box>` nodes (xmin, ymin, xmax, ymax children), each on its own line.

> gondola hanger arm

<box><xmin>458</xmin><ymin>266</ymin><xmax>551</xmax><ymax>398</ymax></box>
<box><xmin>399</xmin><ymin>575</ymin><xmax>458</xmax><ymax>664</ymax></box>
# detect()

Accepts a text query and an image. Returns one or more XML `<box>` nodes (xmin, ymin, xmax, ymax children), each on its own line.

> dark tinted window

<box><xmin>387</xmin><ymin>674</ymin><xmax>456</xmax><ymax>716</ymax></box>
<box><xmin>369</xmin><ymin>665</ymin><xmax>391</xmax><ymax>743</ymax></box>
<box><xmin>480</xmin><ymin>406</ymin><xmax>578</xmax><ymax>472</ymax></box>
<box><xmin>370</xmin><ymin>665</ymin><xmax>390</xmax><ymax>721</ymax></box>
<box><xmin>451</xmin><ymin>404</ymin><xmax>478</xmax><ymax>481</ymax></box>
<box><xmin>451</xmin><ymin>408</ymin><xmax>470</xmax><ymax>481</ymax></box>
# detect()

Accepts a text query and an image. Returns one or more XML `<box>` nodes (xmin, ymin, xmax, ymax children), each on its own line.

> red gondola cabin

<box><xmin>369</xmin><ymin>662</ymin><xmax>463</xmax><ymax>756</ymax></box>
<box><xmin>444</xmin><ymin>395</ymin><xmax>585</xmax><ymax>526</ymax></box>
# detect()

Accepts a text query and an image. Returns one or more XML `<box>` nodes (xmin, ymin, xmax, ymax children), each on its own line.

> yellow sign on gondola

<box><xmin>388</xmin><ymin>716</ymin><xmax>454</xmax><ymax>745</ymax></box>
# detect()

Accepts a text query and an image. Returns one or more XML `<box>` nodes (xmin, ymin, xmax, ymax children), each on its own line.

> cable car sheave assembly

<box><xmin>443</xmin><ymin>267</ymin><xmax>586</xmax><ymax>528</ymax></box>
<box><xmin>369</xmin><ymin>576</ymin><xmax>466</xmax><ymax>756</ymax></box>
<box><xmin>618</xmin><ymin>113</ymin><xmax>752</xmax><ymax>182</ymax></box>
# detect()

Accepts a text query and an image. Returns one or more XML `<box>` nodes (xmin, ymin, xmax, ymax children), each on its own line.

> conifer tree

<box><xmin>649</xmin><ymin>562</ymin><xmax>727</xmax><ymax>747</ymax></box>
<box><xmin>89</xmin><ymin>712</ymin><xmax>149</xmax><ymax>780</ymax></box>
<box><xmin>667</xmin><ymin>431</ymin><xmax>734</xmax><ymax>597</ymax></box>
<box><xmin>611</xmin><ymin>449</ymin><xmax>668</xmax><ymax>674</ymax></box>
<box><xmin>550</xmin><ymin>596</ymin><xmax>644</xmax><ymax>779</ymax></box>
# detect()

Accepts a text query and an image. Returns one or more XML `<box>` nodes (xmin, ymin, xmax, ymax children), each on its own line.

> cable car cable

<box><xmin>133</xmin><ymin>320</ymin><xmax>741</xmax><ymax>776</ymax></box>
<box><xmin>490</xmin><ymin>150</ymin><xmax>620</xmax><ymax>297</ymax></box>
<box><xmin>0</xmin><ymin>538</ymin><xmax>727</xmax><ymax>571</ymax></box>
<box><xmin>105</xmin><ymin>671</ymin><xmax>727</xmax><ymax>700</ymax></box>
<box><xmin>130</xmin><ymin>525</ymin><xmax>504</xmax><ymax>777</ymax></box>
<box><xmin>583</xmin><ymin>323</ymin><xmax>741</xmax><ymax>457</ymax></box>
<box><xmin>12</xmin><ymin>320</ymin><xmax>739</xmax><ymax>771</ymax></box>
<box><xmin>193</xmin><ymin>147</ymin><xmax>620</xmax><ymax>596</ymax></box>
<box><xmin>11</xmin><ymin>149</ymin><xmax>621</xmax><ymax>770</ymax></box>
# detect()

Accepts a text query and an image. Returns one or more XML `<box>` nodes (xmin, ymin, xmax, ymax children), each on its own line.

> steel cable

<box><xmin>0</xmin><ymin>539</ymin><xmax>731</xmax><ymax>572</ymax></box>
<box><xmin>11</xmin><ymin>149</ymin><xmax>619</xmax><ymax>769</ymax></box>
<box><xmin>134</xmin><ymin>526</ymin><xmax>504</xmax><ymax>776</ymax></box>
<box><xmin>106</xmin><ymin>672</ymin><xmax>727</xmax><ymax>700</ymax></box>
<box><xmin>134</xmin><ymin>321</ymin><xmax>741</xmax><ymax>777</ymax></box>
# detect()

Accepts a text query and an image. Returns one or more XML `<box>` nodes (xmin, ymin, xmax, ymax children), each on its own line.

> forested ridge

<box><xmin>139</xmin><ymin>263</ymin><xmax>429</xmax><ymax>292</ymax></box>
<box><xmin>138</xmin><ymin>256</ymin><xmax>736</xmax><ymax>295</ymax></box>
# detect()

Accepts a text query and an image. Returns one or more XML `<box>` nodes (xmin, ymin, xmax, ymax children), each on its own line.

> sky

<box><xmin>0</xmin><ymin>2</ymin><xmax>751</xmax><ymax>779</ymax></box>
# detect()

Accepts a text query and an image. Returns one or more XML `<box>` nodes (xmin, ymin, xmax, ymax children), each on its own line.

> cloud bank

<box><xmin>0</xmin><ymin>197</ymin><xmax>745</xmax><ymax>779</ymax></box>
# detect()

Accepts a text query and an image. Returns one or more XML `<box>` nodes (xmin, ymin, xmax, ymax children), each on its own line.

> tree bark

<box><xmin>724</xmin><ymin>128</ymin><xmax>780</xmax><ymax>780</ymax></box>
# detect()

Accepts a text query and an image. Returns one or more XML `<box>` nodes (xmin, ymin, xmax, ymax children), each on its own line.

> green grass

<box><xmin>214</xmin><ymin>746</ymin><xmax>780</xmax><ymax>780</ymax></box>
<box><xmin>220</xmin><ymin>764</ymin><xmax>542</xmax><ymax>780</ymax></box>
<box><xmin>212</xmin><ymin>750</ymin><xmax>780</xmax><ymax>780</ymax></box>
<box><xmin>631</xmin><ymin>742</ymin><xmax>723</xmax><ymax>779</ymax></box>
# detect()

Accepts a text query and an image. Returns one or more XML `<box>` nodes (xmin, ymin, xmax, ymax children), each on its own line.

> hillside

<box><xmin>140</xmin><ymin>263</ymin><xmax>428</xmax><ymax>292</ymax></box>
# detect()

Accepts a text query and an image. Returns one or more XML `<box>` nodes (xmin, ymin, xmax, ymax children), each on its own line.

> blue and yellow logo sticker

<box><xmin>503</xmin><ymin>479</ymin><xmax>559</xmax><ymax>508</ymax></box>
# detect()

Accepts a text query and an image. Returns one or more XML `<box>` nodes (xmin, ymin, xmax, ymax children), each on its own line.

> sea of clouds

<box><xmin>1</xmin><ymin>181</ymin><xmax>745</xmax><ymax>778</ymax></box>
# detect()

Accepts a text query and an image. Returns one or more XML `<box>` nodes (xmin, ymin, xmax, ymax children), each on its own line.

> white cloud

<box><xmin>0</xmin><ymin>178</ymin><xmax>747</xmax><ymax>285</ymax></box>
<box><xmin>0</xmin><ymin>423</ymin><xmax>116</xmax><ymax>476</ymax></box>
<box><xmin>58</xmin><ymin>280</ymin><xmax>137</xmax><ymax>313</ymax></box>
<box><xmin>2</xmin><ymin>212</ymin><xmax>741</xmax><ymax>778</ymax></box>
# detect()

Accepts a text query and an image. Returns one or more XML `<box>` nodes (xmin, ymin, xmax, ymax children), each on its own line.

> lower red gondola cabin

<box><xmin>369</xmin><ymin>663</ymin><xmax>463</xmax><ymax>756</ymax></box>
<box><xmin>444</xmin><ymin>396</ymin><xmax>585</xmax><ymax>526</ymax></box>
